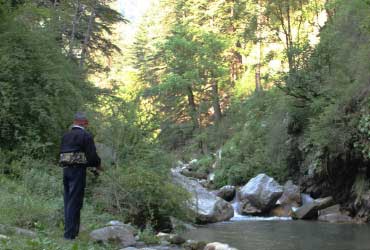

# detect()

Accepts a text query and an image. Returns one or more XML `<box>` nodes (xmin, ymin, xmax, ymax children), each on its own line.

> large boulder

<box><xmin>278</xmin><ymin>181</ymin><xmax>301</xmax><ymax>206</ymax></box>
<box><xmin>292</xmin><ymin>196</ymin><xmax>334</xmax><ymax>220</ymax></box>
<box><xmin>237</xmin><ymin>199</ymin><xmax>262</xmax><ymax>215</ymax></box>
<box><xmin>216</xmin><ymin>186</ymin><xmax>236</xmax><ymax>202</ymax></box>
<box><xmin>239</xmin><ymin>174</ymin><xmax>283</xmax><ymax>213</ymax></box>
<box><xmin>171</xmin><ymin>169</ymin><xmax>234</xmax><ymax>223</ymax></box>
<box><xmin>90</xmin><ymin>225</ymin><xmax>136</xmax><ymax>247</ymax></box>
<box><xmin>272</xmin><ymin>181</ymin><xmax>301</xmax><ymax>217</ymax></box>
<box><xmin>204</xmin><ymin>242</ymin><xmax>238</xmax><ymax>250</ymax></box>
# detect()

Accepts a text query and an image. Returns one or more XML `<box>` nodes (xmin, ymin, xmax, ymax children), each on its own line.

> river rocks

<box><xmin>90</xmin><ymin>225</ymin><xmax>136</xmax><ymax>247</ymax></box>
<box><xmin>292</xmin><ymin>196</ymin><xmax>334</xmax><ymax>220</ymax></box>
<box><xmin>0</xmin><ymin>224</ymin><xmax>36</xmax><ymax>238</ymax></box>
<box><xmin>318</xmin><ymin>213</ymin><xmax>353</xmax><ymax>223</ymax></box>
<box><xmin>272</xmin><ymin>181</ymin><xmax>301</xmax><ymax>217</ymax></box>
<box><xmin>237</xmin><ymin>199</ymin><xmax>262</xmax><ymax>215</ymax></box>
<box><xmin>204</xmin><ymin>242</ymin><xmax>238</xmax><ymax>250</ymax></box>
<box><xmin>183</xmin><ymin>240</ymin><xmax>207</xmax><ymax>250</ymax></box>
<box><xmin>317</xmin><ymin>204</ymin><xmax>353</xmax><ymax>223</ymax></box>
<box><xmin>107</xmin><ymin>221</ymin><xmax>138</xmax><ymax>235</ymax></box>
<box><xmin>171</xmin><ymin>168</ymin><xmax>234</xmax><ymax>223</ymax></box>
<box><xmin>239</xmin><ymin>174</ymin><xmax>283</xmax><ymax>213</ymax></box>
<box><xmin>278</xmin><ymin>181</ymin><xmax>301</xmax><ymax>206</ymax></box>
<box><xmin>291</xmin><ymin>202</ymin><xmax>317</xmax><ymax>219</ymax></box>
<box><xmin>216</xmin><ymin>186</ymin><xmax>236</xmax><ymax>202</ymax></box>
<box><xmin>157</xmin><ymin>233</ymin><xmax>186</xmax><ymax>245</ymax></box>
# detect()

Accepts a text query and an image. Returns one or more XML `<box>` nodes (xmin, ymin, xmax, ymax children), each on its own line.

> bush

<box><xmin>94</xmin><ymin>164</ymin><xmax>191</xmax><ymax>231</ymax></box>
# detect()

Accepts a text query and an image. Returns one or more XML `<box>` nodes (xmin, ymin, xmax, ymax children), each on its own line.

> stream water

<box><xmin>184</xmin><ymin>219</ymin><xmax>370</xmax><ymax>250</ymax></box>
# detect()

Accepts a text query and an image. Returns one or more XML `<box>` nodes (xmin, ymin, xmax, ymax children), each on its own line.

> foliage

<box><xmin>94</xmin><ymin>163</ymin><xmax>191</xmax><ymax>231</ymax></box>
<box><xmin>0</xmin><ymin>4</ymin><xmax>97</xmax><ymax>152</ymax></box>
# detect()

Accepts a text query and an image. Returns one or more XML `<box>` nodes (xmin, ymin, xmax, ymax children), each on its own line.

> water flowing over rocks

<box><xmin>90</xmin><ymin>225</ymin><xmax>136</xmax><ymax>247</ymax></box>
<box><xmin>239</xmin><ymin>174</ymin><xmax>283</xmax><ymax>213</ymax></box>
<box><xmin>171</xmin><ymin>168</ymin><xmax>234</xmax><ymax>223</ymax></box>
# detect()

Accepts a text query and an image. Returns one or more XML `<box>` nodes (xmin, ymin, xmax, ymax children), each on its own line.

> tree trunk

<box><xmin>69</xmin><ymin>0</ymin><xmax>81</xmax><ymax>57</ymax></box>
<box><xmin>255</xmin><ymin>0</ymin><xmax>263</xmax><ymax>92</ymax></box>
<box><xmin>80</xmin><ymin>3</ymin><xmax>97</xmax><ymax>68</ymax></box>
<box><xmin>186</xmin><ymin>85</ymin><xmax>199</xmax><ymax>130</ymax></box>
<box><xmin>211</xmin><ymin>79</ymin><xmax>222</xmax><ymax>122</ymax></box>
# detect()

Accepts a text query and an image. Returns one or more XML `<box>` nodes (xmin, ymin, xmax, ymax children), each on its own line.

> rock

<box><xmin>90</xmin><ymin>226</ymin><xmax>136</xmax><ymax>247</ymax></box>
<box><xmin>278</xmin><ymin>181</ymin><xmax>301</xmax><ymax>206</ymax></box>
<box><xmin>107</xmin><ymin>221</ymin><xmax>138</xmax><ymax>235</ymax></box>
<box><xmin>156</xmin><ymin>232</ymin><xmax>185</xmax><ymax>244</ymax></box>
<box><xmin>171</xmin><ymin>168</ymin><xmax>234</xmax><ymax>223</ymax></box>
<box><xmin>270</xmin><ymin>205</ymin><xmax>290</xmax><ymax>217</ymax></box>
<box><xmin>239</xmin><ymin>174</ymin><xmax>283</xmax><ymax>212</ymax></box>
<box><xmin>273</xmin><ymin>181</ymin><xmax>301</xmax><ymax>217</ymax></box>
<box><xmin>157</xmin><ymin>232</ymin><xmax>171</xmax><ymax>240</ymax></box>
<box><xmin>318</xmin><ymin>205</ymin><xmax>341</xmax><ymax>216</ymax></box>
<box><xmin>135</xmin><ymin>241</ymin><xmax>146</xmax><ymax>248</ymax></box>
<box><xmin>216</xmin><ymin>186</ymin><xmax>236</xmax><ymax>202</ymax></box>
<box><xmin>199</xmin><ymin>179</ymin><xmax>210</xmax><ymax>188</ymax></box>
<box><xmin>204</xmin><ymin>242</ymin><xmax>238</xmax><ymax>250</ymax></box>
<box><xmin>120</xmin><ymin>248</ymin><xmax>138</xmax><ymax>250</ymax></box>
<box><xmin>317</xmin><ymin>204</ymin><xmax>353</xmax><ymax>223</ymax></box>
<box><xmin>318</xmin><ymin>213</ymin><xmax>353</xmax><ymax>223</ymax></box>
<box><xmin>291</xmin><ymin>202</ymin><xmax>317</xmax><ymax>219</ymax></box>
<box><xmin>0</xmin><ymin>224</ymin><xmax>36</xmax><ymax>238</ymax></box>
<box><xmin>314</xmin><ymin>197</ymin><xmax>335</xmax><ymax>209</ymax></box>
<box><xmin>0</xmin><ymin>234</ymin><xmax>9</xmax><ymax>240</ymax></box>
<box><xmin>160</xmin><ymin>240</ymin><xmax>171</xmax><ymax>246</ymax></box>
<box><xmin>237</xmin><ymin>199</ymin><xmax>262</xmax><ymax>215</ymax></box>
<box><xmin>168</xmin><ymin>234</ymin><xmax>186</xmax><ymax>245</ymax></box>
<box><xmin>183</xmin><ymin>240</ymin><xmax>207</xmax><ymax>250</ymax></box>
<box><xmin>292</xmin><ymin>196</ymin><xmax>335</xmax><ymax>220</ymax></box>
<box><xmin>354</xmin><ymin>191</ymin><xmax>370</xmax><ymax>222</ymax></box>
<box><xmin>301</xmin><ymin>193</ymin><xmax>314</xmax><ymax>205</ymax></box>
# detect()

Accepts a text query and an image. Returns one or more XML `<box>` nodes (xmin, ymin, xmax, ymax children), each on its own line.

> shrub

<box><xmin>93</xmin><ymin>164</ymin><xmax>191</xmax><ymax>231</ymax></box>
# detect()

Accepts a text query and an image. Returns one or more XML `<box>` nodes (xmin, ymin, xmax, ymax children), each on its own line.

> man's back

<box><xmin>60</xmin><ymin>126</ymin><xmax>101</xmax><ymax>168</ymax></box>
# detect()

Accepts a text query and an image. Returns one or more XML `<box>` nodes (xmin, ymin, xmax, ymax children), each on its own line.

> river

<box><xmin>184</xmin><ymin>219</ymin><xmax>370</xmax><ymax>250</ymax></box>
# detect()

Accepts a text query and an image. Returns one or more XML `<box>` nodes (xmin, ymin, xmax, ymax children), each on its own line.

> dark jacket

<box><xmin>60</xmin><ymin>126</ymin><xmax>101</xmax><ymax>167</ymax></box>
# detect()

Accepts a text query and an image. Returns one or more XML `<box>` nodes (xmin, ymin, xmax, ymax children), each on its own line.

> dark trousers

<box><xmin>63</xmin><ymin>166</ymin><xmax>86</xmax><ymax>239</ymax></box>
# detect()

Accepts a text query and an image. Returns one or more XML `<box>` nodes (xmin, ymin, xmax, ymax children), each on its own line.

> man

<box><xmin>60</xmin><ymin>112</ymin><xmax>101</xmax><ymax>240</ymax></box>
